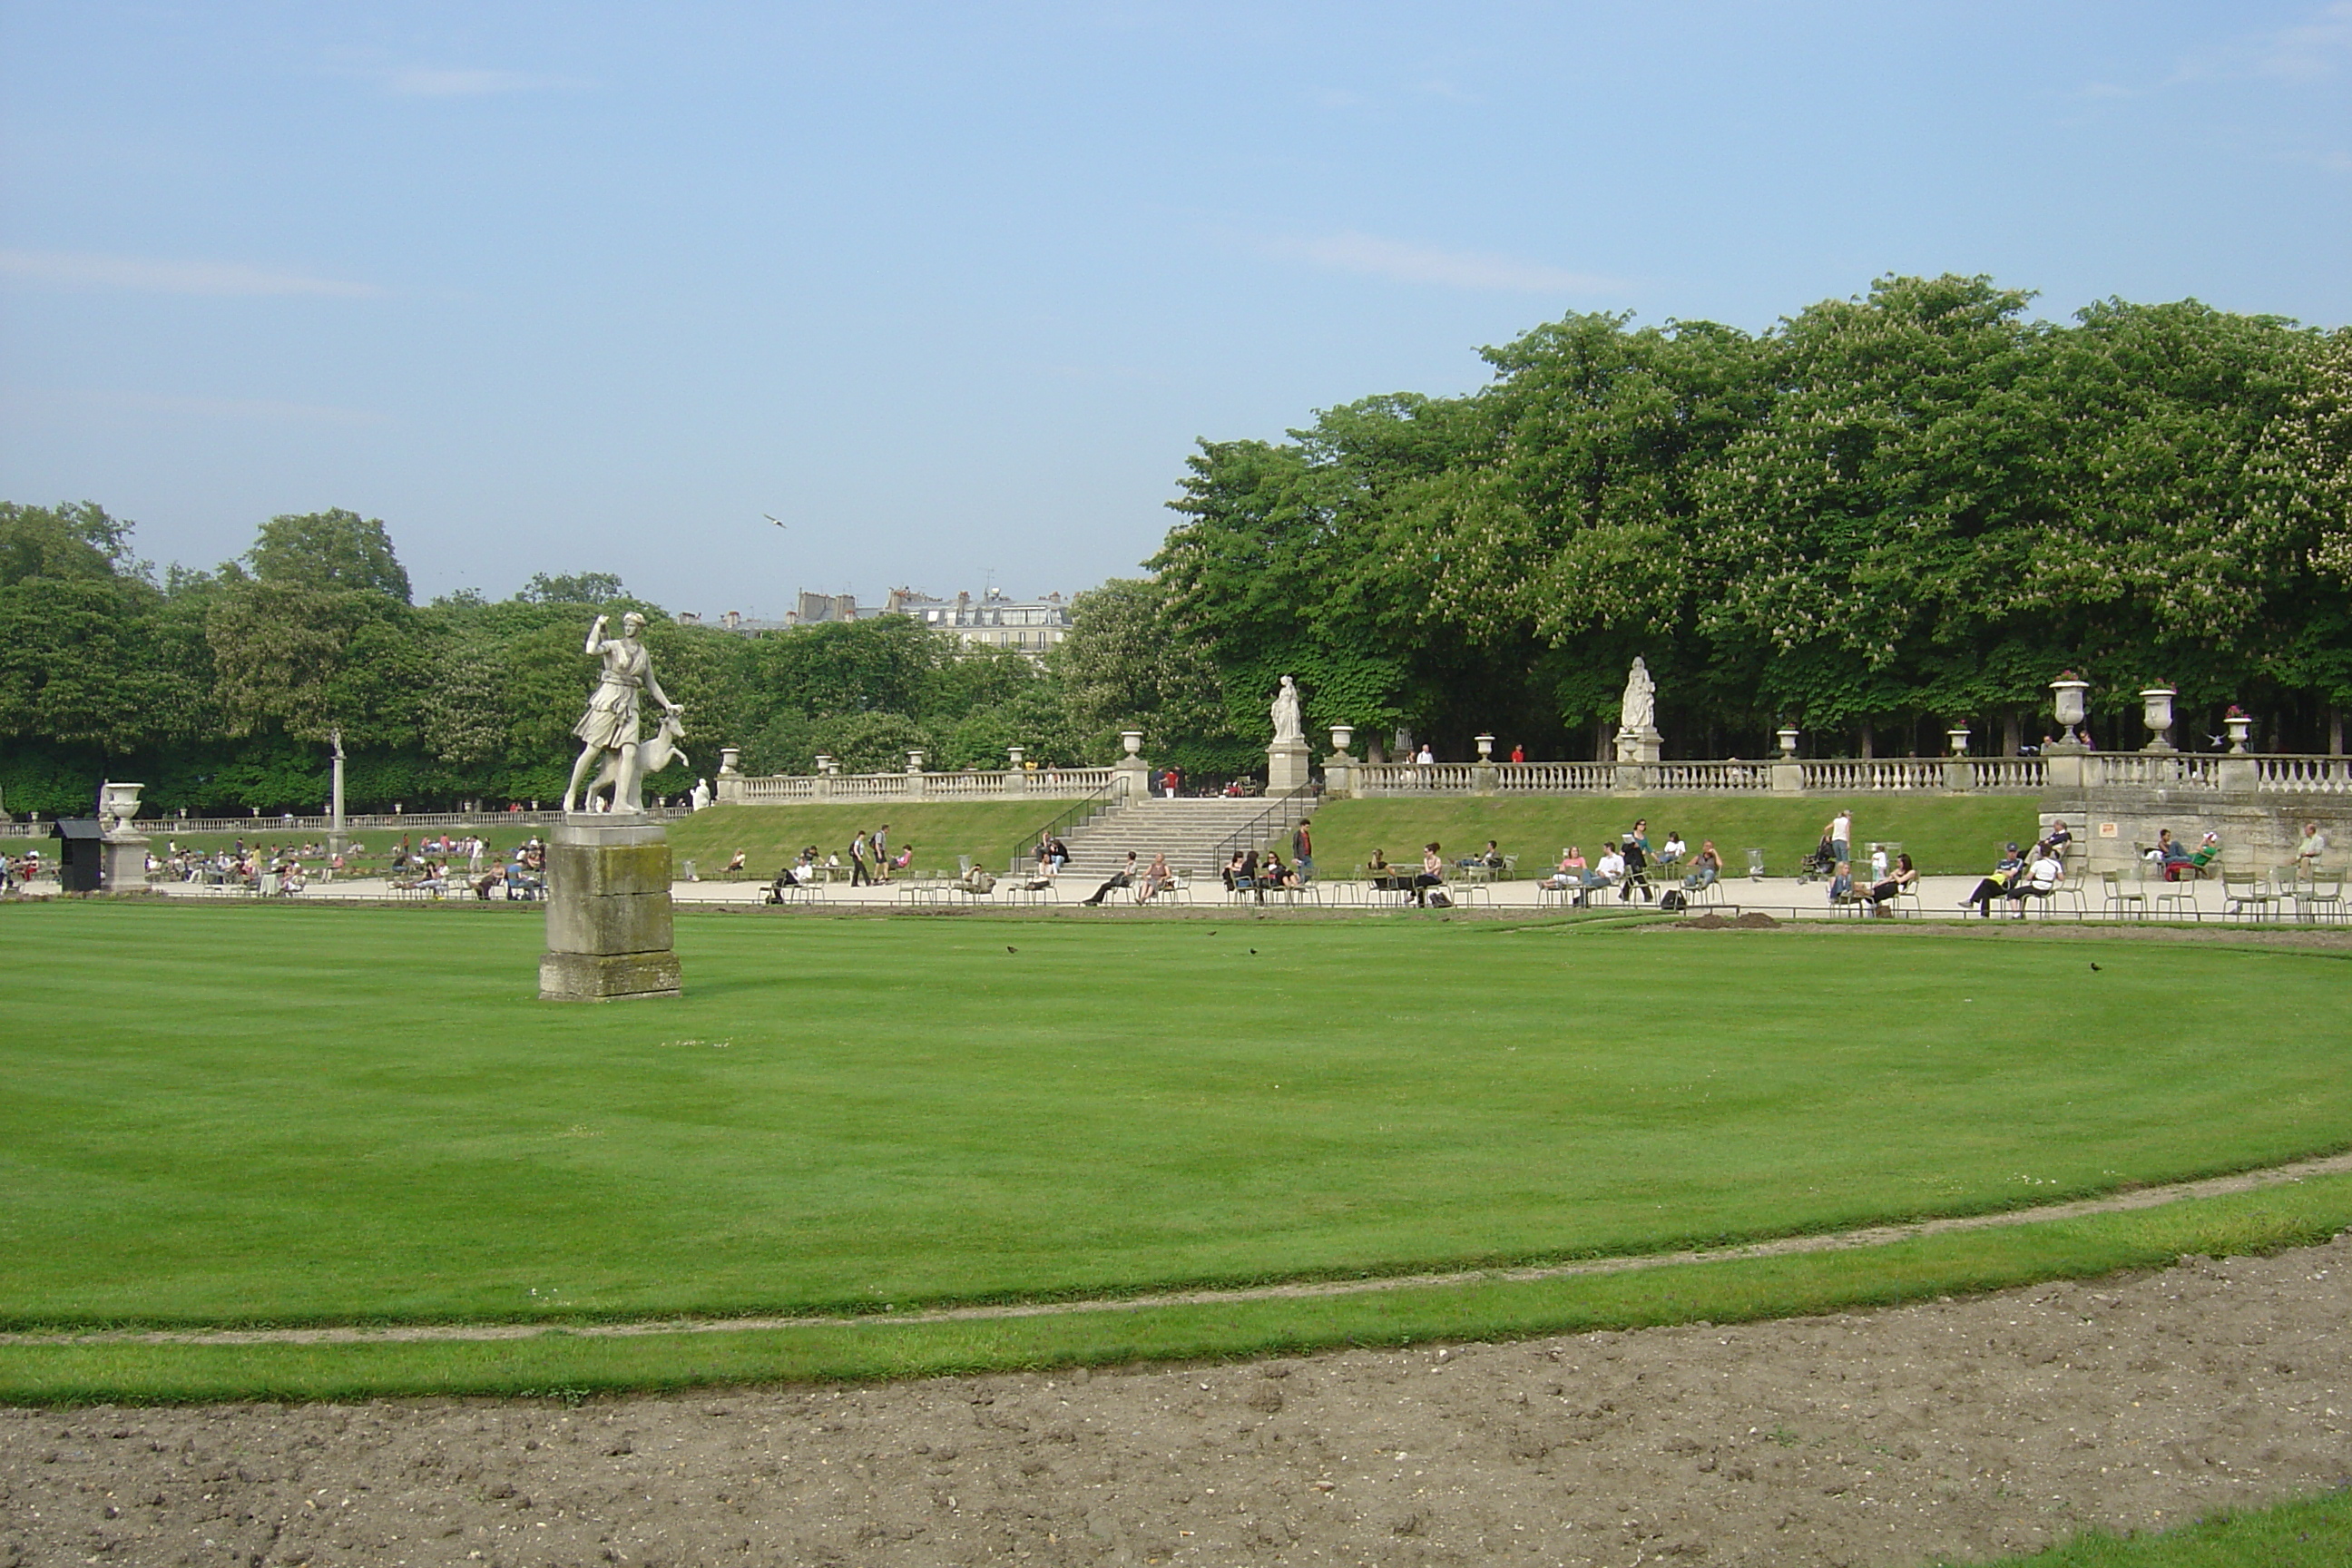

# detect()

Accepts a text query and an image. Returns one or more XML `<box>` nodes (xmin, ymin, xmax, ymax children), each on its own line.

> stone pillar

<box><xmin>715</xmin><ymin>748</ymin><xmax>745</xmax><ymax>804</ymax></box>
<box><xmin>1323</xmin><ymin>725</ymin><xmax>1356</xmax><ymax>799</ymax></box>
<box><xmin>97</xmin><ymin>781</ymin><xmax>150</xmax><ymax>891</ymax></box>
<box><xmin>540</xmin><ymin>817</ymin><xmax>681</xmax><ymax>1001</ymax></box>
<box><xmin>1112</xmin><ymin>730</ymin><xmax>1151</xmax><ymax>801</ymax></box>
<box><xmin>1266</xmin><ymin>739</ymin><xmax>1311</xmax><ymax>794</ymax></box>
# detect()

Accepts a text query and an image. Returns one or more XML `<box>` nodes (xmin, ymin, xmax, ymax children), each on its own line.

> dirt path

<box><xmin>5</xmin><ymin>1231</ymin><xmax>2347</xmax><ymax>1568</ymax></box>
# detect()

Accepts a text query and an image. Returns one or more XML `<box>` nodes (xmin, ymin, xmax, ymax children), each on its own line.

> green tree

<box><xmin>246</xmin><ymin>508</ymin><xmax>412</xmax><ymax>603</ymax></box>
<box><xmin>515</xmin><ymin>571</ymin><xmax>627</xmax><ymax>604</ymax></box>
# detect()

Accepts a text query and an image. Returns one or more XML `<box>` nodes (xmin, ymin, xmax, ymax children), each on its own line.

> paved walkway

<box><xmin>140</xmin><ymin>868</ymin><xmax>2328</xmax><ymax>925</ymax></box>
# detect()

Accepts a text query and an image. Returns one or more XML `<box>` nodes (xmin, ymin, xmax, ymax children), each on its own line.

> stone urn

<box><xmin>906</xmin><ymin>750</ymin><xmax>926</xmax><ymax>773</ymax></box>
<box><xmin>2225</xmin><ymin>711</ymin><xmax>2253</xmax><ymax>754</ymax></box>
<box><xmin>1475</xmin><ymin>733</ymin><xmax>1494</xmax><ymax>761</ymax></box>
<box><xmin>97</xmin><ymin>781</ymin><xmax>145</xmax><ymax>835</ymax></box>
<box><xmin>1776</xmin><ymin>728</ymin><xmax>1800</xmax><ymax>759</ymax></box>
<box><xmin>1329</xmin><ymin>723</ymin><xmax>1354</xmax><ymax>756</ymax></box>
<box><xmin>1946</xmin><ymin>727</ymin><xmax>1971</xmax><ymax>758</ymax></box>
<box><xmin>2139</xmin><ymin>688</ymin><xmax>2178</xmax><ymax>752</ymax></box>
<box><xmin>1121</xmin><ymin>730</ymin><xmax>1143</xmax><ymax>759</ymax></box>
<box><xmin>717</xmin><ymin>747</ymin><xmax>741</xmax><ymax>775</ymax></box>
<box><xmin>2052</xmin><ymin>674</ymin><xmax>2089</xmax><ymax>730</ymax></box>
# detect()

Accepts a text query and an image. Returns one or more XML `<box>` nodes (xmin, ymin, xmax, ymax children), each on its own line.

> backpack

<box><xmin>1426</xmin><ymin>890</ymin><xmax>1452</xmax><ymax>908</ymax></box>
<box><xmin>1660</xmin><ymin>889</ymin><xmax>1688</xmax><ymax>913</ymax></box>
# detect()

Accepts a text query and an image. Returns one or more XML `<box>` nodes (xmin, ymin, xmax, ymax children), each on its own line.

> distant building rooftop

<box><xmin>678</xmin><ymin>586</ymin><xmax>1073</xmax><ymax>653</ymax></box>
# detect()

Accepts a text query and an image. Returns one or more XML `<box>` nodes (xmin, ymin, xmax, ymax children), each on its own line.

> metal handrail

<box><xmin>1010</xmin><ymin>776</ymin><xmax>1130</xmax><ymax>871</ymax></box>
<box><xmin>1207</xmin><ymin>784</ymin><xmax>1324</xmax><ymax>869</ymax></box>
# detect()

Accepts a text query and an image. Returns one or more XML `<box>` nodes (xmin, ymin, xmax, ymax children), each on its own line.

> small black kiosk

<box><xmin>52</xmin><ymin>818</ymin><xmax>106</xmax><ymax>892</ymax></box>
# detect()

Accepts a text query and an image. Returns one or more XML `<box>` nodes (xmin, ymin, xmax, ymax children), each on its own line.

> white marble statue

<box><xmin>1270</xmin><ymin>674</ymin><xmax>1305</xmax><ymax>746</ymax></box>
<box><xmin>563</xmin><ymin>612</ymin><xmax>684</xmax><ymax>814</ymax></box>
<box><xmin>691</xmin><ymin>777</ymin><xmax>712</xmax><ymax>810</ymax></box>
<box><xmin>1620</xmin><ymin>657</ymin><xmax>1657</xmax><ymax>734</ymax></box>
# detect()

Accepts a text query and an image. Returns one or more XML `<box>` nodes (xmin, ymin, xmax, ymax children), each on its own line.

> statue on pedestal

<box><xmin>562</xmin><ymin>612</ymin><xmax>685</xmax><ymax>814</ymax></box>
<box><xmin>1614</xmin><ymin>657</ymin><xmax>1662</xmax><ymax>764</ymax></box>
<box><xmin>1270</xmin><ymin>675</ymin><xmax>1305</xmax><ymax>745</ymax></box>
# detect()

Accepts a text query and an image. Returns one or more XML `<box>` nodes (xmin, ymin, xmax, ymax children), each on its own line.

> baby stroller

<box><xmin>1793</xmin><ymin>835</ymin><xmax>1839</xmax><ymax>885</ymax></box>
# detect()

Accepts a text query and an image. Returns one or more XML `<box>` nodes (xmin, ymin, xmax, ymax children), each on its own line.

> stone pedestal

<box><xmin>540</xmin><ymin>817</ymin><xmax>681</xmax><ymax>1001</ymax></box>
<box><xmin>100</xmin><ymin>833</ymin><xmax>149</xmax><ymax>891</ymax></box>
<box><xmin>1613</xmin><ymin>725</ymin><xmax>1663</xmax><ymax>765</ymax></box>
<box><xmin>1266</xmin><ymin>740</ymin><xmax>1311</xmax><ymax>794</ymax></box>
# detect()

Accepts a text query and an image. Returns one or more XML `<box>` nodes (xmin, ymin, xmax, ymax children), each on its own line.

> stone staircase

<box><xmin>1054</xmin><ymin>795</ymin><xmax>1318</xmax><ymax>883</ymax></box>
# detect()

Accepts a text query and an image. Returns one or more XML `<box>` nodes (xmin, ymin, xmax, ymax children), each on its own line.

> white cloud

<box><xmin>387</xmin><ymin>67</ymin><xmax>581</xmax><ymax>97</ymax></box>
<box><xmin>2250</xmin><ymin>0</ymin><xmax>2352</xmax><ymax>79</ymax></box>
<box><xmin>1264</xmin><ymin>230</ymin><xmax>1619</xmax><ymax>294</ymax></box>
<box><xmin>0</xmin><ymin>250</ymin><xmax>382</xmax><ymax>298</ymax></box>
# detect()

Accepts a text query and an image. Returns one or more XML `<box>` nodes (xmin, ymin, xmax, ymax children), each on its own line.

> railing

<box><xmin>1353</xmin><ymin>763</ymin><xmax>1484</xmax><ymax>794</ymax></box>
<box><xmin>1801</xmin><ymin>760</ymin><xmax>1945</xmax><ymax>792</ymax></box>
<box><xmin>0</xmin><ymin>807</ymin><xmax>689</xmax><ymax>838</ymax></box>
<box><xmin>2092</xmin><ymin>754</ymin><xmax>2220</xmax><ymax>790</ymax></box>
<box><xmin>2257</xmin><ymin>757</ymin><xmax>2352</xmax><ymax>793</ymax></box>
<box><xmin>1970</xmin><ymin>758</ymin><xmax>2047</xmax><ymax>790</ymax></box>
<box><xmin>1644</xmin><ymin>762</ymin><xmax>1773</xmax><ymax>792</ymax></box>
<box><xmin>726</xmin><ymin>766</ymin><xmax>1117</xmax><ymax>806</ymax></box>
<box><xmin>1493</xmin><ymin>762</ymin><xmax>1620</xmax><ymax>792</ymax></box>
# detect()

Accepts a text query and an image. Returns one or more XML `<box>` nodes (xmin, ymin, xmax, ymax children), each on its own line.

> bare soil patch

<box><xmin>6</xmin><ymin>1234</ymin><xmax>2347</xmax><ymax>1568</ymax></box>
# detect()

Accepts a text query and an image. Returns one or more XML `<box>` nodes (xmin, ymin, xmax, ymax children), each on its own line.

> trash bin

<box><xmin>1746</xmin><ymin>848</ymin><xmax>1767</xmax><ymax>881</ymax></box>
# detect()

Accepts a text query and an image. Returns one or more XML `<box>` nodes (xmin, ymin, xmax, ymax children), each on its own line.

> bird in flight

<box><xmin>763</xmin><ymin>514</ymin><xmax>788</xmax><ymax>529</ymax></box>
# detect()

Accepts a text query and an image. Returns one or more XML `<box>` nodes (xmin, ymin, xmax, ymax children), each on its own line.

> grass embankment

<box><xmin>1962</xmin><ymin>1486</ymin><xmax>2352</xmax><ymax>1566</ymax></box>
<box><xmin>665</xmin><ymin>801</ymin><xmax>1050</xmax><ymax>876</ymax></box>
<box><xmin>1307</xmin><ymin>795</ymin><xmax>2042</xmax><ymax>877</ymax></box>
<box><xmin>6</xmin><ymin>902</ymin><xmax>2348</xmax><ymax>1337</ymax></box>
<box><xmin>6</xmin><ymin>1175</ymin><xmax>2348</xmax><ymax>1405</ymax></box>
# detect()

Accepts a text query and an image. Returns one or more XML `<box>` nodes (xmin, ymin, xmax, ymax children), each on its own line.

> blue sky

<box><xmin>3</xmin><ymin>2</ymin><xmax>2348</xmax><ymax>615</ymax></box>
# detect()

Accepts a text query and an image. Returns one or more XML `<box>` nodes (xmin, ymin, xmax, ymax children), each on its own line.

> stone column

<box><xmin>1771</xmin><ymin>729</ymin><xmax>1802</xmax><ymax>794</ymax></box>
<box><xmin>715</xmin><ymin>747</ymin><xmax>745</xmax><ymax>804</ymax></box>
<box><xmin>541</xmin><ymin>817</ymin><xmax>681</xmax><ymax>1001</ymax></box>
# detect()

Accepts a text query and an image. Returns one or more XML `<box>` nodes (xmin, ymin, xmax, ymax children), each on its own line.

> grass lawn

<box><xmin>1960</xmin><ymin>1487</ymin><xmax>2352</xmax><ymax>1566</ymax></box>
<box><xmin>665</xmin><ymin>801</ymin><xmax>1054</xmax><ymax>877</ymax></box>
<box><xmin>5</xmin><ymin>902</ymin><xmax>2348</xmax><ymax>1338</ymax></box>
<box><xmin>1306</xmin><ymin>795</ymin><xmax>2042</xmax><ymax>877</ymax></box>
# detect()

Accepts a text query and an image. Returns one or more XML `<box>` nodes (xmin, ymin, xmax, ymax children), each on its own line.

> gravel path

<box><xmin>6</xmin><ymin>1232</ymin><xmax>2348</xmax><ymax>1568</ymax></box>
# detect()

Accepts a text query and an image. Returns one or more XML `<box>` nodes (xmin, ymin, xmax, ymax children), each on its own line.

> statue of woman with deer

<box><xmin>563</xmin><ymin>612</ymin><xmax>687</xmax><ymax>814</ymax></box>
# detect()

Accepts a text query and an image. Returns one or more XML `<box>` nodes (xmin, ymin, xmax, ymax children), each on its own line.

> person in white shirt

<box><xmin>1658</xmin><ymin>830</ymin><xmax>1687</xmax><ymax>872</ymax></box>
<box><xmin>1592</xmin><ymin>846</ymin><xmax>1627</xmax><ymax>906</ymax></box>
<box><xmin>1828</xmin><ymin>809</ymin><xmax>1853</xmax><ymax>864</ymax></box>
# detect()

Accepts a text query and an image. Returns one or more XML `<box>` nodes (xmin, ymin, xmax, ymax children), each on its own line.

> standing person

<box><xmin>1827</xmin><ymin>808</ymin><xmax>1853</xmax><ymax>867</ymax></box>
<box><xmin>872</xmin><ymin>823</ymin><xmax>890</xmax><ymax>882</ymax></box>
<box><xmin>1162</xmin><ymin>766</ymin><xmax>1180</xmax><ymax>799</ymax></box>
<box><xmin>1509</xmin><ymin>742</ymin><xmax>1525</xmax><ymax>764</ymax></box>
<box><xmin>1619</xmin><ymin>832</ymin><xmax>1652</xmax><ymax>903</ymax></box>
<box><xmin>1291</xmin><ymin>819</ymin><xmax>1315</xmax><ymax>883</ymax></box>
<box><xmin>849</xmin><ymin>831</ymin><xmax>874</xmax><ymax>887</ymax></box>
<box><xmin>1414</xmin><ymin>742</ymin><xmax>1436</xmax><ymax>787</ymax></box>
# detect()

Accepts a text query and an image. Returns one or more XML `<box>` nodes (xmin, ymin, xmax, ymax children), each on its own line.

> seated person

<box><xmin>1858</xmin><ymin>852</ymin><xmax>1916</xmax><ymax>916</ymax></box>
<box><xmin>1082</xmin><ymin>851</ymin><xmax>1139</xmax><ymax>906</ymax></box>
<box><xmin>2004</xmin><ymin>844</ymin><xmax>2063</xmax><ymax>908</ymax></box>
<box><xmin>1961</xmin><ymin>843</ymin><xmax>2029</xmax><ymax>916</ymax></box>
<box><xmin>1220</xmin><ymin>850</ymin><xmax>1250</xmax><ymax>892</ymax></box>
<box><xmin>720</xmin><ymin>849</ymin><xmax>748</xmax><ymax>877</ymax></box>
<box><xmin>1828</xmin><ymin>860</ymin><xmax>1854</xmax><ymax>904</ymax></box>
<box><xmin>1457</xmin><ymin>839</ymin><xmax>1505</xmax><ymax>873</ymax></box>
<box><xmin>1366</xmin><ymin>848</ymin><xmax>1396</xmax><ymax>886</ymax></box>
<box><xmin>1587</xmin><ymin>845</ymin><xmax>1626</xmax><ymax>906</ymax></box>
<box><xmin>2296</xmin><ymin>821</ymin><xmax>2328</xmax><ymax>877</ymax></box>
<box><xmin>1682</xmin><ymin>840</ymin><xmax>1724</xmax><ymax>890</ymax></box>
<box><xmin>1136</xmin><ymin>853</ymin><xmax>1172</xmax><ymax>904</ymax></box>
<box><xmin>1412</xmin><ymin>842</ymin><xmax>1446</xmax><ymax>906</ymax></box>
<box><xmin>1542</xmin><ymin>847</ymin><xmax>1588</xmax><ymax>890</ymax></box>
<box><xmin>2148</xmin><ymin>828</ymin><xmax>2189</xmax><ymax>874</ymax></box>
<box><xmin>1656</xmin><ymin>831</ymin><xmax>1687</xmax><ymax>873</ymax></box>
<box><xmin>472</xmin><ymin>864</ymin><xmax>506</xmax><ymax>900</ymax></box>
<box><xmin>2180</xmin><ymin>831</ymin><xmax>2222</xmax><ymax>880</ymax></box>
